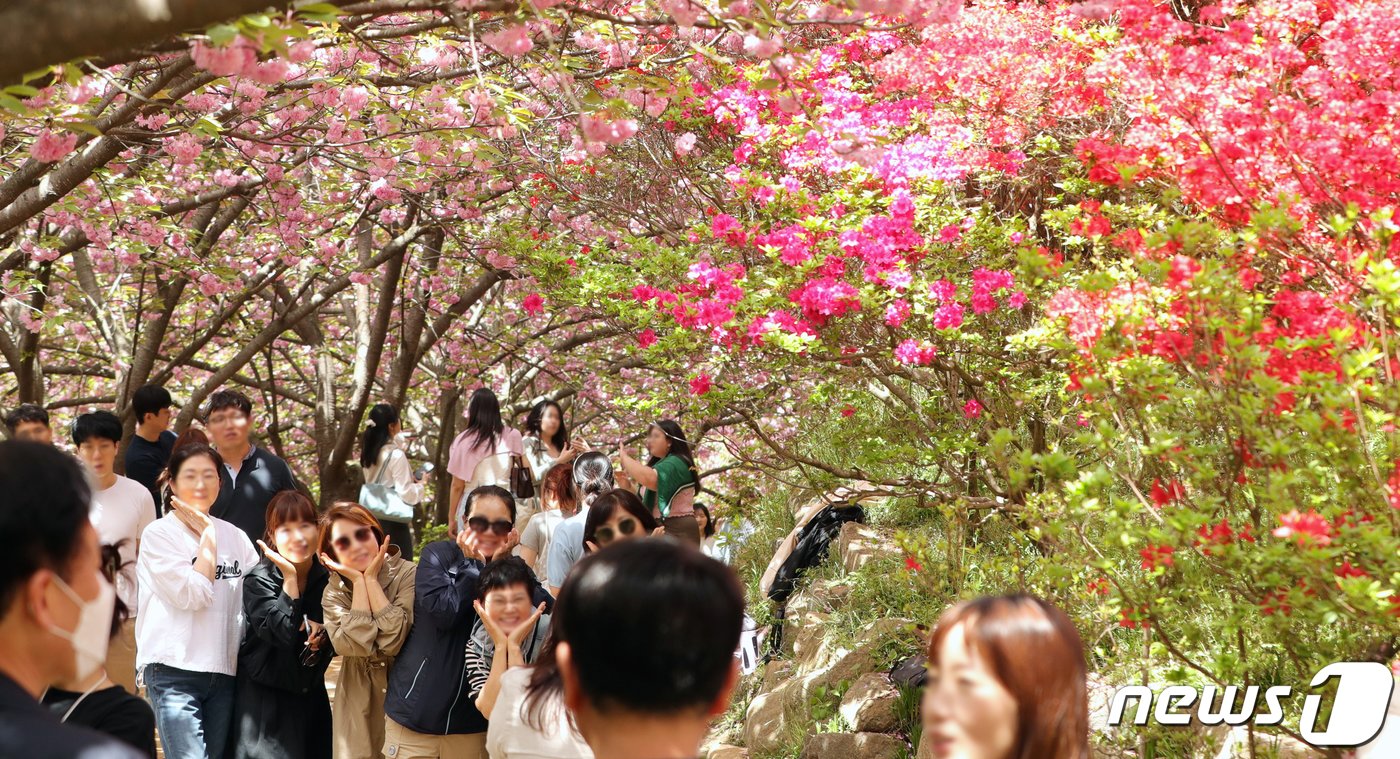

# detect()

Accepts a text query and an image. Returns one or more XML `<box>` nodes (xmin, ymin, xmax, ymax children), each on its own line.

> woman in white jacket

<box><xmin>361</xmin><ymin>404</ymin><xmax>424</xmax><ymax>560</ymax></box>
<box><xmin>137</xmin><ymin>437</ymin><xmax>259</xmax><ymax>759</ymax></box>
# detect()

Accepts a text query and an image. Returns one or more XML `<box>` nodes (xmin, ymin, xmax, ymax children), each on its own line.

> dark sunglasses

<box><xmin>332</xmin><ymin>525</ymin><xmax>377</xmax><ymax>553</ymax></box>
<box><xmin>468</xmin><ymin>516</ymin><xmax>514</xmax><ymax>536</ymax></box>
<box><xmin>594</xmin><ymin>517</ymin><xmax>638</xmax><ymax>545</ymax></box>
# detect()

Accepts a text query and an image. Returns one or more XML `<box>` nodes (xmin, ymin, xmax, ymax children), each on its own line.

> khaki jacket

<box><xmin>322</xmin><ymin>553</ymin><xmax>417</xmax><ymax>759</ymax></box>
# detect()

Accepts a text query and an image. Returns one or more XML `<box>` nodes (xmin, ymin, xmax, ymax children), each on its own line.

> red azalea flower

<box><xmin>689</xmin><ymin>374</ymin><xmax>712</xmax><ymax>396</ymax></box>
<box><xmin>1272</xmin><ymin>509</ymin><xmax>1332</xmax><ymax>546</ymax></box>
<box><xmin>522</xmin><ymin>293</ymin><xmax>545</xmax><ymax>315</ymax></box>
<box><xmin>904</xmin><ymin>556</ymin><xmax>922</xmax><ymax>573</ymax></box>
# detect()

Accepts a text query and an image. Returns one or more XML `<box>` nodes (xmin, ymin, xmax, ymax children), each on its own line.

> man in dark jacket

<box><xmin>0</xmin><ymin>442</ymin><xmax>145</xmax><ymax>759</ymax></box>
<box><xmin>384</xmin><ymin>486</ymin><xmax>552</xmax><ymax>758</ymax></box>
<box><xmin>205</xmin><ymin>389</ymin><xmax>302</xmax><ymax>544</ymax></box>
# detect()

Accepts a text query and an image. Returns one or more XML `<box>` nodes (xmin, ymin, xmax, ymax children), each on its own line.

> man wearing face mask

<box><xmin>0</xmin><ymin>441</ymin><xmax>145</xmax><ymax>759</ymax></box>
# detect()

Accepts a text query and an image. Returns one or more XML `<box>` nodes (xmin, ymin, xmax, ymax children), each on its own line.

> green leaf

<box><xmin>754</xmin><ymin>78</ymin><xmax>782</xmax><ymax>91</ymax></box>
<box><xmin>4</xmin><ymin>84</ymin><xmax>39</xmax><ymax>98</ymax></box>
<box><xmin>57</xmin><ymin>121</ymin><xmax>103</xmax><ymax>137</ymax></box>
<box><xmin>207</xmin><ymin>24</ymin><xmax>240</xmax><ymax>46</ymax></box>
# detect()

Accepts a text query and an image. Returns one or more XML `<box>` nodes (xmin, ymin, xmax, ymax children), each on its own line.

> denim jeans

<box><xmin>144</xmin><ymin>663</ymin><xmax>235</xmax><ymax>759</ymax></box>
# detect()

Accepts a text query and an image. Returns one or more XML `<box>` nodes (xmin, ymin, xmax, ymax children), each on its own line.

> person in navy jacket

<box><xmin>383</xmin><ymin>486</ymin><xmax>552</xmax><ymax>759</ymax></box>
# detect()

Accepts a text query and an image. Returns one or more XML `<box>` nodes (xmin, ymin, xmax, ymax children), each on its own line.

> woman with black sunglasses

<box><xmin>227</xmin><ymin>491</ymin><xmax>333</xmax><ymax>759</ymax></box>
<box><xmin>582</xmin><ymin>490</ymin><xmax>660</xmax><ymax>554</ymax></box>
<box><xmin>318</xmin><ymin>503</ymin><xmax>416</xmax><ymax>759</ymax></box>
<box><xmin>383</xmin><ymin>485</ymin><xmax>553</xmax><ymax>759</ymax></box>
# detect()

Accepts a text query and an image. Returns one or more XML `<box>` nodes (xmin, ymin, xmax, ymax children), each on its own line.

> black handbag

<box><xmin>509</xmin><ymin>454</ymin><xmax>535</xmax><ymax>500</ymax></box>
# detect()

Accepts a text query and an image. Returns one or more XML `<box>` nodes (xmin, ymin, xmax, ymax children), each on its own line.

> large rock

<box><xmin>839</xmin><ymin>672</ymin><xmax>902</xmax><ymax>734</ymax></box>
<box><xmin>837</xmin><ymin>522</ymin><xmax>902</xmax><ymax>572</ymax></box>
<box><xmin>800</xmin><ymin>732</ymin><xmax>906</xmax><ymax>759</ymax></box>
<box><xmin>795</xmin><ymin>618</ymin><xmax>915</xmax><ymax>708</ymax></box>
<box><xmin>743</xmin><ymin>677</ymin><xmax>801</xmax><ymax>754</ymax></box>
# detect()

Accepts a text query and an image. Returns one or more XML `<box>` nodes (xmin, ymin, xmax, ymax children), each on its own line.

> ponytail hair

<box><xmin>360</xmin><ymin>403</ymin><xmax>400</xmax><ymax>469</ymax></box>
<box><xmin>571</xmin><ymin>451</ymin><xmax>614</xmax><ymax>510</ymax></box>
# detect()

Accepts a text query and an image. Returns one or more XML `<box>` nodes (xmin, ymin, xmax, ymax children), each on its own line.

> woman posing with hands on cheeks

<box><xmin>466</xmin><ymin>557</ymin><xmax>549</xmax><ymax>719</ymax></box>
<box><xmin>318</xmin><ymin>504</ymin><xmax>416</xmax><ymax>759</ymax></box>
<box><xmin>136</xmin><ymin>435</ymin><xmax>260</xmax><ymax>759</ymax></box>
<box><xmin>228</xmin><ymin>491</ymin><xmax>334</xmax><ymax>759</ymax></box>
<box><xmin>383</xmin><ymin>485</ymin><xmax>552</xmax><ymax>759</ymax></box>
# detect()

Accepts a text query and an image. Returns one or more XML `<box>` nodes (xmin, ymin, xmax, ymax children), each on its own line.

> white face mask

<box><xmin>46</xmin><ymin>573</ymin><xmax>115</xmax><ymax>682</ymax></box>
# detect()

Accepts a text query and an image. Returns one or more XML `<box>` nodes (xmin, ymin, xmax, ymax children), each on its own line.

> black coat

<box><xmin>384</xmin><ymin>541</ymin><xmax>553</xmax><ymax>735</ymax></box>
<box><xmin>228</xmin><ymin>557</ymin><xmax>333</xmax><ymax>759</ymax></box>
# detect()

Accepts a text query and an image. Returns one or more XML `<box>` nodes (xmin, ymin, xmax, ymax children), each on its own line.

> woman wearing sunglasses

<box><xmin>318</xmin><ymin>503</ymin><xmax>416</xmax><ymax>759</ymax></box>
<box><xmin>227</xmin><ymin>491</ymin><xmax>333</xmax><ymax>759</ymax></box>
<box><xmin>136</xmin><ymin>439</ymin><xmax>261</xmax><ymax>759</ymax></box>
<box><xmin>582</xmin><ymin>490</ymin><xmax>660</xmax><ymax>554</ymax></box>
<box><xmin>383</xmin><ymin>485</ymin><xmax>553</xmax><ymax>759</ymax></box>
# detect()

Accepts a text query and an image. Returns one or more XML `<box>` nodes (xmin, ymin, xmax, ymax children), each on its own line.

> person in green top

<box><xmin>616</xmin><ymin>420</ymin><xmax>702</xmax><ymax>547</ymax></box>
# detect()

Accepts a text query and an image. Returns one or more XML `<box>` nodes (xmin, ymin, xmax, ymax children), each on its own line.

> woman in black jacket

<box><xmin>228</xmin><ymin>492</ymin><xmax>334</xmax><ymax>759</ymax></box>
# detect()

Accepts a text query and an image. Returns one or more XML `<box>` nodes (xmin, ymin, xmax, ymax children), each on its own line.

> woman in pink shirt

<box><xmin>448</xmin><ymin>388</ymin><xmax>523</xmax><ymax>534</ymax></box>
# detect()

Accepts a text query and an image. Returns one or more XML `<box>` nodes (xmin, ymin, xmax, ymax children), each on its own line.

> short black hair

<box><xmin>465</xmin><ymin>484</ymin><xmax>517</xmax><ymax>523</ymax></box>
<box><xmin>0</xmin><ymin>442</ymin><xmax>93</xmax><ymax>613</ymax></box>
<box><xmin>477</xmin><ymin>556</ymin><xmax>536</xmax><ymax>601</ymax></box>
<box><xmin>540</xmin><ymin>538</ymin><xmax>743</xmax><ymax>716</ymax></box>
<box><xmin>5</xmin><ymin>403</ymin><xmax>49</xmax><ymax>433</ymax></box>
<box><xmin>131</xmin><ymin>385</ymin><xmax>173</xmax><ymax>425</ymax></box>
<box><xmin>583</xmin><ymin>489</ymin><xmax>657</xmax><ymax>548</ymax></box>
<box><xmin>205</xmin><ymin>389</ymin><xmax>252</xmax><ymax>419</ymax></box>
<box><xmin>72</xmin><ymin>410</ymin><xmax>123</xmax><ymax>446</ymax></box>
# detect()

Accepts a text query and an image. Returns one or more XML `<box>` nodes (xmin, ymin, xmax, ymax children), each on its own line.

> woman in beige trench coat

<box><xmin>319</xmin><ymin>503</ymin><xmax>417</xmax><ymax>759</ymax></box>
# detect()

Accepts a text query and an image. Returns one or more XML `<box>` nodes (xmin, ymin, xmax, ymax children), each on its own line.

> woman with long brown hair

<box><xmin>318</xmin><ymin>503</ymin><xmax>416</xmax><ymax>759</ymax></box>
<box><xmin>922</xmin><ymin>595</ymin><xmax>1089</xmax><ymax>759</ymax></box>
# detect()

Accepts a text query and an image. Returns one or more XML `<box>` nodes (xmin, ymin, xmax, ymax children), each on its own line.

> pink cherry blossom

<box><xmin>30</xmin><ymin>130</ymin><xmax>77</xmax><ymax>163</ymax></box>
<box><xmin>580</xmin><ymin>114</ymin><xmax>639</xmax><ymax>145</ymax></box>
<box><xmin>483</xmin><ymin>25</ymin><xmax>535</xmax><ymax>57</ymax></box>
<box><xmin>675</xmin><ymin>132</ymin><xmax>698</xmax><ymax>156</ymax></box>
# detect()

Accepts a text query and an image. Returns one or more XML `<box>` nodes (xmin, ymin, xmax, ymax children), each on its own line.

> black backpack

<box><xmin>767</xmin><ymin>502</ymin><xmax>867</xmax><ymax>604</ymax></box>
<box><xmin>763</xmin><ymin>502</ymin><xmax>866</xmax><ymax>659</ymax></box>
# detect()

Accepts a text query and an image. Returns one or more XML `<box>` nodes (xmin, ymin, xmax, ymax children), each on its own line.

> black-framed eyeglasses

<box><xmin>595</xmin><ymin>517</ymin><xmax>638</xmax><ymax>545</ymax></box>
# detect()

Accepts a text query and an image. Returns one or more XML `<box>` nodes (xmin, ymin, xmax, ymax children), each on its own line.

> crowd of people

<box><xmin>0</xmin><ymin>385</ymin><xmax>1098</xmax><ymax>759</ymax></box>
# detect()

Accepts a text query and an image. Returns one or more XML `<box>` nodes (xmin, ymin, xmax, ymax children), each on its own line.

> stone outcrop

<box><xmin>800</xmin><ymin>732</ymin><xmax>906</xmax><ymax>759</ymax></box>
<box><xmin>836</xmin><ymin>522</ymin><xmax>902</xmax><ymax>572</ymax></box>
<box><xmin>839</xmin><ymin>673</ymin><xmax>901</xmax><ymax>734</ymax></box>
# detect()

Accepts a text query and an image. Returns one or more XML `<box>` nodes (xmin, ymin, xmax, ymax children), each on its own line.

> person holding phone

<box><xmin>136</xmin><ymin>437</ymin><xmax>260</xmax><ymax>759</ymax></box>
<box><xmin>616</xmin><ymin>420</ymin><xmax>702</xmax><ymax>547</ymax></box>
<box><xmin>360</xmin><ymin>404</ymin><xmax>424</xmax><ymax>561</ymax></box>
<box><xmin>227</xmin><ymin>491</ymin><xmax>334</xmax><ymax>759</ymax></box>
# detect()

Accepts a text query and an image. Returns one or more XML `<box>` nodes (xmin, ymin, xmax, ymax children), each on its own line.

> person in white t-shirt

<box><xmin>518</xmin><ymin>465</ymin><xmax>576</xmax><ymax>580</ymax></box>
<box><xmin>72</xmin><ymin>411</ymin><xmax>156</xmax><ymax>695</ymax></box>
<box><xmin>137</xmin><ymin>437</ymin><xmax>259</xmax><ymax>759</ymax></box>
